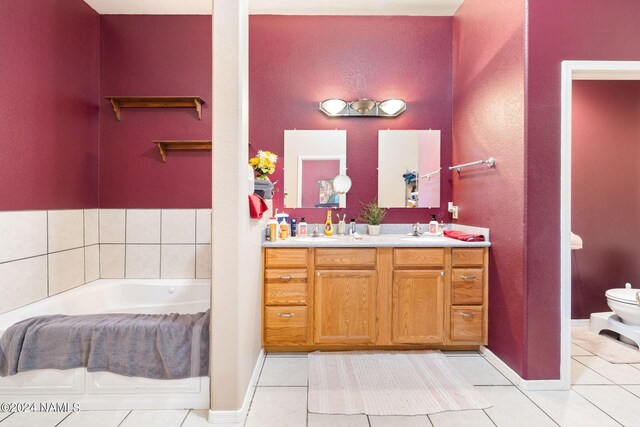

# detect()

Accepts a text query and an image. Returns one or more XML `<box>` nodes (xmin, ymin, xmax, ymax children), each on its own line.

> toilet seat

<box><xmin>606</xmin><ymin>288</ymin><xmax>640</xmax><ymax>305</ymax></box>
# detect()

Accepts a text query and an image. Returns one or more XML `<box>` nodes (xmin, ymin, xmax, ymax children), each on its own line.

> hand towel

<box><xmin>444</xmin><ymin>229</ymin><xmax>485</xmax><ymax>242</ymax></box>
<box><xmin>249</xmin><ymin>194</ymin><xmax>269</xmax><ymax>219</ymax></box>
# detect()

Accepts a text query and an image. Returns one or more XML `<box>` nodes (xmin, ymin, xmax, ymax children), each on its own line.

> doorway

<box><xmin>560</xmin><ymin>60</ymin><xmax>640</xmax><ymax>389</ymax></box>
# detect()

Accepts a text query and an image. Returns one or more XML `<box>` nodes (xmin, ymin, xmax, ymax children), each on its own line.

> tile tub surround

<box><xmin>0</xmin><ymin>209</ymin><xmax>212</xmax><ymax>315</ymax></box>
<box><xmin>100</xmin><ymin>209</ymin><xmax>211</xmax><ymax>280</ymax></box>
<box><xmin>0</xmin><ymin>210</ymin><xmax>100</xmax><ymax>314</ymax></box>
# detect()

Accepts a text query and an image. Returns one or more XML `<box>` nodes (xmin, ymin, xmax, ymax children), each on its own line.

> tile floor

<box><xmin>2</xmin><ymin>327</ymin><xmax>640</xmax><ymax>426</ymax></box>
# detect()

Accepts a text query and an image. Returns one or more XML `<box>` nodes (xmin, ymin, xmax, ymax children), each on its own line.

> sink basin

<box><xmin>401</xmin><ymin>236</ymin><xmax>447</xmax><ymax>241</ymax></box>
<box><xmin>293</xmin><ymin>237</ymin><xmax>339</xmax><ymax>242</ymax></box>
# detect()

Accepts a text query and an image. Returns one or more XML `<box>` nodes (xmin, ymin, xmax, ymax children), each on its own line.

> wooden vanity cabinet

<box><xmin>262</xmin><ymin>246</ymin><xmax>489</xmax><ymax>350</ymax></box>
<box><xmin>448</xmin><ymin>248</ymin><xmax>488</xmax><ymax>345</ymax></box>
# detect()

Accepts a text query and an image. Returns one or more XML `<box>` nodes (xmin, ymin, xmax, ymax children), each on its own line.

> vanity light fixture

<box><xmin>319</xmin><ymin>98</ymin><xmax>406</xmax><ymax>117</ymax></box>
<box><xmin>332</xmin><ymin>174</ymin><xmax>352</xmax><ymax>194</ymax></box>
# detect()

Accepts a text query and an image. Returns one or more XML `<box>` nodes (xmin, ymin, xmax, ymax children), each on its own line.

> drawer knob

<box><xmin>440</xmin><ymin>271</ymin><xmax>445</xmax><ymax>277</ymax></box>
<box><xmin>279</xmin><ymin>275</ymin><xmax>293</xmax><ymax>280</ymax></box>
<box><xmin>458</xmin><ymin>312</ymin><xmax>476</xmax><ymax>318</ymax></box>
<box><xmin>460</xmin><ymin>275</ymin><xmax>477</xmax><ymax>280</ymax></box>
<box><xmin>278</xmin><ymin>313</ymin><xmax>295</xmax><ymax>318</ymax></box>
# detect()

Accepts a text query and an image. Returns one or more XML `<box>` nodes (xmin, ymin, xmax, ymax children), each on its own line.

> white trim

<box><xmin>560</xmin><ymin>60</ymin><xmax>640</xmax><ymax>392</ymax></box>
<box><xmin>208</xmin><ymin>349</ymin><xmax>265</xmax><ymax>424</ymax></box>
<box><xmin>481</xmin><ymin>346</ymin><xmax>564</xmax><ymax>391</ymax></box>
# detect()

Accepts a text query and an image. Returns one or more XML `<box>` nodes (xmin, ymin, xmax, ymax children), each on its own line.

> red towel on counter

<box><xmin>248</xmin><ymin>194</ymin><xmax>269</xmax><ymax>219</ymax></box>
<box><xmin>444</xmin><ymin>230</ymin><xmax>485</xmax><ymax>242</ymax></box>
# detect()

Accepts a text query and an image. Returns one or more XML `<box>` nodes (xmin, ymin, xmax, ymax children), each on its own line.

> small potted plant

<box><xmin>358</xmin><ymin>200</ymin><xmax>386</xmax><ymax>236</ymax></box>
<box><xmin>249</xmin><ymin>150</ymin><xmax>278</xmax><ymax>199</ymax></box>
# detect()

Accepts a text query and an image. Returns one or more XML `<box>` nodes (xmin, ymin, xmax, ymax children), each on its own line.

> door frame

<box><xmin>559</xmin><ymin>60</ymin><xmax>640</xmax><ymax>389</ymax></box>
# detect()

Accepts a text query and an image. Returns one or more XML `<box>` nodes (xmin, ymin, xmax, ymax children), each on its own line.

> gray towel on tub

<box><xmin>0</xmin><ymin>310</ymin><xmax>209</xmax><ymax>380</ymax></box>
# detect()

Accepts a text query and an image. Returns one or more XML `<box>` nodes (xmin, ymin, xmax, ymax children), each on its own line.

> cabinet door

<box><xmin>314</xmin><ymin>270</ymin><xmax>377</xmax><ymax>345</ymax></box>
<box><xmin>392</xmin><ymin>270</ymin><xmax>444</xmax><ymax>344</ymax></box>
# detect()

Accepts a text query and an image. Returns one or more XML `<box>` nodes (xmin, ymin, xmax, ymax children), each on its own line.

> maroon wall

<box><xmin>571</xmin><ymin>81</ymin><xmax>640</xmax><ymax>318</ymax></box>
<box><xmin>249</xmin><ymin>15</ymin><xmax>452</xmax><ymax>224</ymax></box>
<box><xmin>0</xmin><ymin>0</ymin><xmax>100</xmax><ymax>210</ymax></box>
<box><xmin>453</xmin><ymin>1</ymin><xmax>527</xmax><ymax>376</ymax></box>
<box><xmin>99</xmin><ymin>15</ymin><xmax>212</xmax><ymax>208</ymax></box>
<box><xmin>527</xmin><ymin>0</ymin><xmax>640</xmax><ymax>379</ymax></box>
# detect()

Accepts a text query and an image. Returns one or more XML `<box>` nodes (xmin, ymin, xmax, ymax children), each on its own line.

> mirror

<box><xmin>284</xmin><ymin>130</ymin><xmax>347</xmax><ymax>208</ymax></box>
<box><xmin>377</xmin><ymin>130</ymin><xmax>441</xmax><ymax>208</ymax></box>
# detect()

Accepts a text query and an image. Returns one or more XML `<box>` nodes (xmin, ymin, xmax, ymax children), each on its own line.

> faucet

<box><xmin>412</xmin><ymin>222</ymin><xmax>422</xmax><ymax>237</ymax></box>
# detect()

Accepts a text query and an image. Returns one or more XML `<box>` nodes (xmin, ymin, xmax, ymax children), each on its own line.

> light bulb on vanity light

<box><xmin>379</xmin><ymin>98</ymin><xmax>406</xmax><ymax>116</ymax></box>
<box><xmin>319</xmin><ymin>98</ymin><xmax>347</xmax><ymax>116</ymax></box>
<box><xmin>333</xmin><ymin>174</ymin><xmax>352</xmax><ymax>194</ymax></box>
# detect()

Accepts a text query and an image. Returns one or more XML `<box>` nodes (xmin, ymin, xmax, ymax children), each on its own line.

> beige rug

<box><xmin>308</xmin><ymin>351</ymin><xmax>490</xmax><ymax>416</ymax></box>
<box><xmin>572</xmin><ymin>327</ymin><xmax>640</xmax><ymax>363</ymax></box>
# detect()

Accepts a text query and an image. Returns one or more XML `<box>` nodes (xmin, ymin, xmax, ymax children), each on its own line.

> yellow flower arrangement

<box><xmin>249</xmin><ymin>150</ymin><xmax>278</xmax><ymax>180</ymax></box>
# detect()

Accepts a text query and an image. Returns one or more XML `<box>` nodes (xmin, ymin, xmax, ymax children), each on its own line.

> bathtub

<box><xmin>0</xmin><ymin>279</ymin><xmax>210</xmax><ymax>410</ymax></box>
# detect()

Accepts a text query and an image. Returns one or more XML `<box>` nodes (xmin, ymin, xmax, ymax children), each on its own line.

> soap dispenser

<box><xmin>428</xmin><ymin>214</ymin><xmax>438</xmax><ymax>235</ymax></box>
<box><xmin>324</xmin><ymin>210</ymin><xmax>334</xmax><ymax>236</ymax></box>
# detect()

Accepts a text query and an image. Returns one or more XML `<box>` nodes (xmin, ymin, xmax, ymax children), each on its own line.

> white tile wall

<box><xmin>48</xmin><ymin>248</ymin><xmax>85</xmax><ymax>295</ymax></box>
<box><xmin>84</xmin><ymin>209</ymin><xmax>99</xmax><ymax>245</ymax></box>
<box><xmin>126</xmin><ymin>245</ymin><xmax>161</xmax><ymax>278</ymax></box>
<box><xmin>162</xmin><ymin>210</ymin><xmax>196</xmax><ymax>244</ymax></box>
<box><xmin>0</xmin><ymin>211</ymin><xmax>47</xmax><ymax>263</ymax></box>
<box><xmin>0</xmin><ymin>256</ymin><xmax>48</xmax><ymax>313</ymax></box>
<box><xmin>100</xmin><ymin>244</ymin><xmax>125</xmax><ymax>279</ymax></box>
<box><xmin>161</xmin><ymin>245</ymin><xmax>196</xmax><ymax>279</ymax></box>
<box><xmin>196</xmin><ymin>209</ymin><xmax>211</xmax><ymax>244</ymax></box>
<box><xmin>196</xmin><ymin>245</ymin><xmax>211</xmax><ymax>279</ymax></box>
<box><xmin>127</xmin><ymin>209</ymin><xmax>161</xmax><ymax>244</ymax></box>
<box><xmin>48</xmin><ymin>210</ymin><xmax>84</xmax><ymax>252</ymax></box>
<box><xmin>85</xmin><ymin>245</ymin><xmax>100</xmax><ymax>283</ymax></box>
<box><xmin>100</xmin><ymin>209</ymin><xmax>126</xmax><ymax>243</ymax></box>
<box><xmin>0</xmin><ymin>208</ymin><xmax>210</xmax><ymax>314</ymax></box>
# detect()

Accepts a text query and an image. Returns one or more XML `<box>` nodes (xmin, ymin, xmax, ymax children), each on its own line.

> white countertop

<box><xmin>263</xmin><ymin>233</ymin><xmax>490</xmax><ymax>248</ymax></box>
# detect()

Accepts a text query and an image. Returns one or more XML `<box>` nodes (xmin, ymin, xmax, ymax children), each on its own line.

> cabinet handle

<box><xmin>317</xmin><ymin>272</ymin><xmax>321</xmax><ymax>277</ymax></box>
<box><xmin>460</xmin><ymin>275</ymin><xmax>477</xmax><ymax>280</ymax></box>
<box><xmin>458</xmin><ymin>312</ymin><xmax>476</xmax><ymax>318</ymax></box>
<box><xmin>440</xmin><ymin>271</ymin><xmax>445</xmax><ymax>277</ymax></box>
<box><xmin>279</xmin><ymin>275</ymin><xmax>292</xmax><ymax>280</ymax></box>
<box><xmin>278</xmin><ymin>313</ymin><xmax>295</xmax><ymax>318</ymax></box>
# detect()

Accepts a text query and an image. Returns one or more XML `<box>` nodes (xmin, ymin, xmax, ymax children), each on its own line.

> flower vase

<box><xmin>254</xmin><ymin>177</ymin><xmax>274</xmax><ymax>199</ymax></box>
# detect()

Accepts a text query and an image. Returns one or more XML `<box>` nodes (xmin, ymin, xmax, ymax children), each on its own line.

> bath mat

<box><xmin>308</xmin><ymin>351</ymin><xmax>490</xmax><ymax>416</ymax></box>
<box><xmin>572</xmin><ymin>327</ymin><xmax>640</xmax><ymax>364</ymax></box>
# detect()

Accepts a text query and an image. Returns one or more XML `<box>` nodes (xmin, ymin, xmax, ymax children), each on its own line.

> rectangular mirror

<box><xmin>378</xmin><ymin>130</ymin><xmax>441</xmax><ymax>208</ymax></box>
<box><xmin>284</xmin><ymin>130</ymin><xmax>347</xmax><ymax>208</ymax></box>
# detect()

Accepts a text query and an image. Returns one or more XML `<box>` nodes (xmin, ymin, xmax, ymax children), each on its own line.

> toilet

<box><xmin>590</xmin><ymin>284</ymin><xmax>640</xmax><ymax>348</ymax></box>
<box><xmin>606</xmin><ymin>286</ymin><xmax>640</xmax><ymax>325</ymax></box>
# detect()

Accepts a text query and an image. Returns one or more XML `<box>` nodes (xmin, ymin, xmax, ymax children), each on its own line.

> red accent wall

<box><xmin>571</xmin><ymin>81</ymin><xmax>640</xmax><ymax>318</ymax></box>
<box><xmin>249</xmin><ymin>15</ymin><xmax>452</xmax><ymax>223</ymax></box>
<box><xmin>453</xmin><ymin>1</ymin><xmax>527</xmax><ymax>376</ymax></box>
<box><xmin>527</xmin><ymin>0</ymin><xmax>640</xmax><ymax>379</ymax></box>
<box><xmin>99</xmin><ymin>15</ymin><xmax>212</xmax><ymax>208</ymax></box>
<box><xmin>0</xmin><ymin>0</ymin><xmax>100</xmax><ymax>210</ymax></box>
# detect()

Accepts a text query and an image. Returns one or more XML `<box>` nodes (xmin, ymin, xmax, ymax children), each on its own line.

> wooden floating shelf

<box><xmin>105</xmin><ymin>96</ymin><xmax>205</xmax><ymax>121</ymax></box>
<box><xmin>152</xmin><ymin>140</ymin><xmax>212</xmax><ymax>162</ymax></box>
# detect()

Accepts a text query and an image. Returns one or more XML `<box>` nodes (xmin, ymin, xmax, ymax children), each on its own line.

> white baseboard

<box><xmin>480</xmin><ymin>346</ymin><xmax>568</xmax><ymax>391</ymax></box>
<box><xmin>571</xmin><ymin>319</ymin><xmax>589</xmax><ymax>328</ymax></box>
<box><xmin>208</xmin><ymin>349</ymin><xmax>266</xmax><ymax>424</ymax></box>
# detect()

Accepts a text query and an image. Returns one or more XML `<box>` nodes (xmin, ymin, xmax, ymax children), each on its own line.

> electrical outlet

<box><xmin>452</xmin><ymin>205</ymin><xmax>459</xmax><ymax>219</ymax></box>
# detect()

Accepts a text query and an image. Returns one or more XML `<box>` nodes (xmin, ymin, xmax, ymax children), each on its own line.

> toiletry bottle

<box><xmin>291</xmin><ymin>218</ymin><xmax>298</xmax><ymax>237</ymax></box>
<box><xmin>324</xmin><ymin>210</ymin><xmax>334</xmax><ymax>236</ymax></box>
<box><xmin>299</xmin><ymin>217</ymin><xmax>307</xmax><ymax>236</ymax></box>
<box><xmin>428</xmin><ymin>214</ymin><xmax>438</xmax><ymax>234</ymax></box>
<box><xmin>279</xmin><ymin>221</ymin><xmax>289</xmax><ymax>240</ymax></box>
<box><xmin>268</xmin><ymin>217</ymin><xmax>277</xmax><ymax>242</ymax></box>
<box><xmin>350</xmin><ymin>218</ymin><xmax>356</xmax><ymax>235</ymax></box>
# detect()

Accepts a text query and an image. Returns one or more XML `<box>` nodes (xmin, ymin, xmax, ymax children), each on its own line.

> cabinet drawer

<box><xmin>394</xmin><ymin>248</ymin><xmax>444</xmax><ymax>267</ymax></box>
<box><xmin>265</xmin><ymin>306</ymin><xmax>307</xmax><ymax>345</ymax></box>
<box><xmin>451</xmin><ymin>268</ymin><xmax>484</xmax><ymax>305</ymax></box>
<box><xmin>265</xmin><ymin>269</ymin><xmax>307</xmax><ymax>282</ymax></box>
<box><xmin>450</xmin><ymin>306</ymin><xmax>483</xmax><ymax>342</ymax></box>
<box><xmin>265</xmin><ymin>249</ymin><xmax>308</xmax><ymax>268</ymax></box>
<box><xmin>452</xmin><ymin>249</ymin><xmax>484</xmax><ymax>266</ymax></box>
<box><xmin>315</xmin><ymin>248</ymin><xmax>376</xmax><ymax>269</ymax></box>
<box><xmin>265</xmin><ymin>282</ymin><xmax>307</xmax><ymax>305</ymax></box>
